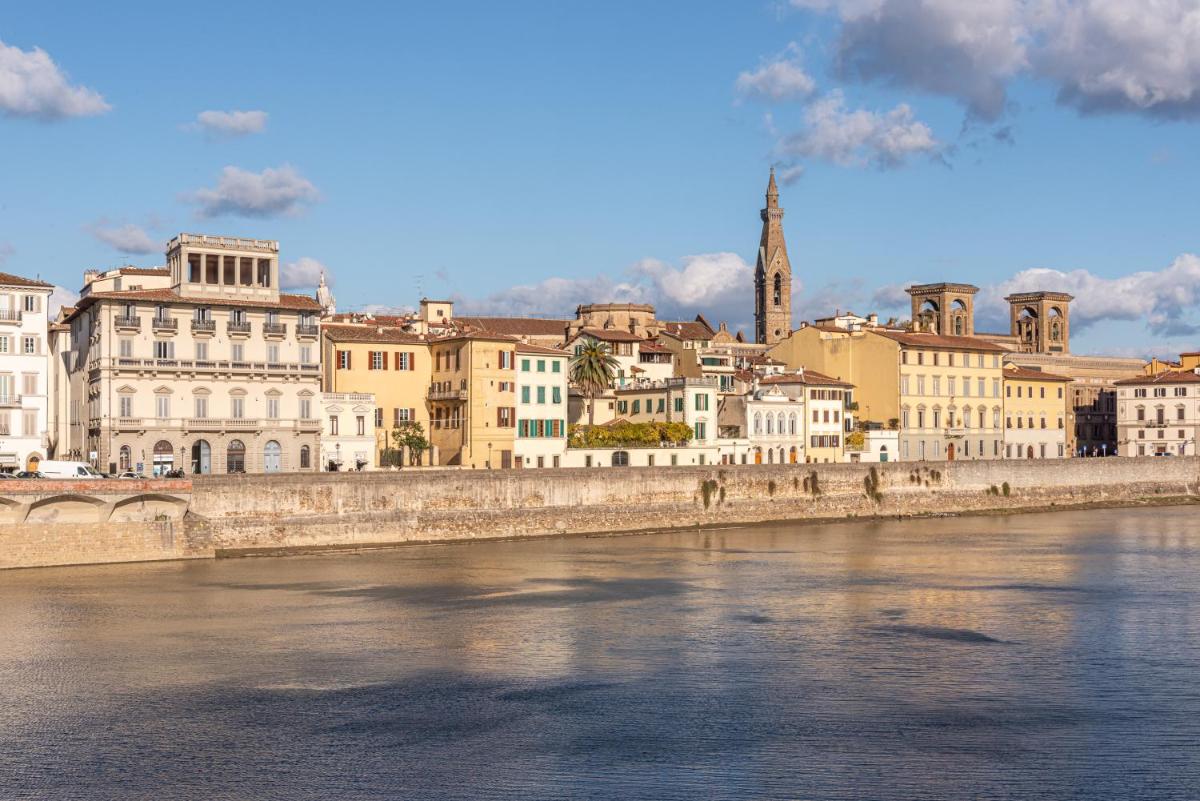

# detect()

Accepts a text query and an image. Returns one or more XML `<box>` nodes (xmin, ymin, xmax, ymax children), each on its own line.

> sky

<box><xmin>3</xmin><ymin>0</ymin><xmax>1200</xmax><ymax>357</ymax></box>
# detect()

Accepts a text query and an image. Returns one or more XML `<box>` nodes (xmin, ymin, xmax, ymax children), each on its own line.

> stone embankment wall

<box><xmin>189</xmin><ymin>457</ymin><xmax>1200</xmax><ymax>556</ymax></box>
<box><xmin>3</xmin><ymin>459</ymin><xmax>1197</xmax><ymax>569</ymax></box>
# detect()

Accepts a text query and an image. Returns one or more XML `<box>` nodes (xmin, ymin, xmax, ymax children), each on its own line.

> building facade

<box><xmin>320</xmin><ymin>391</ymin><xmax>378</xmax><ymax>470</ymax></box>
<box><xmin>0</xmin><ymin>272</ymin><xmax>54</xmax><ymax>473</ymax></box>
<box><xmin>515</xmin><ymin>343</ymin><xmax>568</xmax><ymax>468</ymax></box>
<box><xmin>1001</xmin><ymin>365</ymin><xmax>1072</xmax><ymax>459</ymax></box>
<box><xmin>61</xmin><ymin>235</ymin><xmax>322</xmax><ymax>475</ymax></box>
<box><xmin>1114</xmin><ymin>369</ymin><xmax>1200</xmax><ymax>457</ymax></box>
<box><xmin>428</xmin><ymin>332</ymin><xmax>518</xmax><ymax>468</ymax></box>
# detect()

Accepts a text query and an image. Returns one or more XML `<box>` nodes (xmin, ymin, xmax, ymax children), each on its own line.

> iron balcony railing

<box><xmin>114</xmin><ymin>315</ymin><xmax>141</xmax><ymax>330</ymax></box>
<box><xmin>227</xmin><ymin>321</ymin><xmax>252</xmax><ymax>334</ymax></box>
<box><xmin>152</xmin><ymin>317</ymin><xmax>177</xmax><ymax>331</ymax></box>
<box><xmin>191</xmin><ymin>319</ymin><xmax>216</xmax><ymax>333</ymax></box>
<box><xmin>263</xmin><ymin>322</ymin><xmax>287</xmax><ymax>336</ymax></box>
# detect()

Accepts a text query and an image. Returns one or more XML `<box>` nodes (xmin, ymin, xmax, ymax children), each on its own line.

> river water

<box><xmin>1</xmin><ymin>507</ymin><xmax>1198</xmax><ymax>800</ymax></box>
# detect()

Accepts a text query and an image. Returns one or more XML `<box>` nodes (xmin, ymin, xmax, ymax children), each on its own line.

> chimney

<box><xmin>83</xmin><ymin>269</ymin><xmax>100</xmax><ymax>286</ymax></box>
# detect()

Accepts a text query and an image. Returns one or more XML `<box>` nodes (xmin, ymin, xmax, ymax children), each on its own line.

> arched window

<box><xmin>300</xmin><ymin>445</ymin><xmax>311</xmax><ymax>469</ymax></box>
<box><xmin>753</xmin><ymin>412</ymin><xmax>762</xmax><ymax>435</ymax></box>
<box><xmin>227</xmin><ymin>439</ymin><xmax>246</xmax><ymax>473</ymax></box>
<box><xmin>612</xmin><ymin>450</ymin><xmax>629</xmax><ymax>467</ymax></box>
<box><xmin>119</xmin><ymin>445</ymin><xmax>131</xmax><ymax>471</ymax></box>
<box><xmin>766</xmin><ymin>413</ymin><xmax>774</xmax><ymax>435</ymax></box>
<box><xmin>954</xmin><ymin>316</ymin><xmax>964</xmax><ymax>336</ymax></box>
<box><xmin>191</xmin><ymin>439</ymin><xmax>211</xmax><ymax>474</ymax></box>
<box><xmin>789</xmin><ymin>413</ymin><xmax>797</xmax><ymax>435</ymax></box>
<box><xmin>264</xmin><ymin>440</ymin><xmax>282</xmax><ymax>473</ymax></box>
<box><xmin>767</xmin><ymin>448</ymin><xmax>774</xmax><ymax>464</ymax></box>
<box><xmin>152</xmin><ymin>440</ymin><xmax>174</xmax><ymax>476</ymax></box>
<box><xmin>773</xmin><ymin>273</ymin><xmax>782</xmax><ymax>306</ymax></box>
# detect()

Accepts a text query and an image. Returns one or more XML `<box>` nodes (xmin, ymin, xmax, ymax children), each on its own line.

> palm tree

<box><xmin>569</xmin><ymin>337</ymin><xmax>619</xmax><ymax>426</ymax></box>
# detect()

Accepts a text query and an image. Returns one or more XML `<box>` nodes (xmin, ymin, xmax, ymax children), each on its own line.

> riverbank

<box><xmin>2</xmin><ymin>457</ymin><xmax>1197</xmax><ymax>569</ymax></box>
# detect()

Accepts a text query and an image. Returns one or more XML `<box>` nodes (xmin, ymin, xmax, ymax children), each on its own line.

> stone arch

<box><xmin>109</xmin><ymin>493</ymin><xmax>189</xmax><ymax>523</ymax></box>
<box><xmin>26</xmin><ymin>494</ymin><xmax>108</xmax><ymax>524</ymax></box>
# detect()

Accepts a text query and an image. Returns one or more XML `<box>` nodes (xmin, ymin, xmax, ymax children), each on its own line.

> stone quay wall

<box><xmin>3</xmin><ymin>459</ymin><xmax>1198</xmax><ymax>569</ymax></box>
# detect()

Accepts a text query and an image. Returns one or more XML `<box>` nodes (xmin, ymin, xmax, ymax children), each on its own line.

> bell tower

<box><xmin>755</xmin><ymin>168</ymin><xmax>792</xmax><ymax>345</ymax></box>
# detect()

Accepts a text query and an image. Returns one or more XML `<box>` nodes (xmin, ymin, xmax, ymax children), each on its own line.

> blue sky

<box><xmin>3</xmin><ymin>1</ymin><xmax>1200</xmax><ymax>356</ymax></box>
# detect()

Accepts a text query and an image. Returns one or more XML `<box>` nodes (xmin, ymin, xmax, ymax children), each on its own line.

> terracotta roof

<box><xmin>872</xmin><ymin>330</ymin><xmax>1008</xmax><ymax>353</ymax></box>
<box><xmin>639</xmin><ymin>340</ymin><xmax>672</xmax><ymax>354</ymax></box>
<box><xmin>0</xmin><ymin>271</ymin><xmax>53</xmax><ymax>289</ymax></box>
<box><xmin>759</xmin><ymin>369</ymin><xmax>853</xmax><ymax>388</ymax></box>
<box><xmin>516</xmin><ymin>342</ymin><xmax>569</xmax><ymax>356</ymax></box>
<box><xmin>748</xmin><ymin>354</ymin><xmax>785</xmax><ymax>365</ymax></box>
<box><xmin>661</xmin><ymin>319</ymin><xmax>715</xmax><ymax>340</ymax></box>
<box><xmin>117</xmin><ymin>267</ymin><xmax>169</xmax><ymax>277</ymax></box>
<box><xmin>64</xmin><ymin>288</ymin><xmax>321</xmax><ymax>321</ymax></box>
<box><xmin>321</xmin><ymin>323</ymin><xmax>425</xmax><ymax>344</ymax></box>
<box><xmin>458</xmin><ymin>316</ymin><xmax>570</xmax><ymax>337</ymax></box>
<box><xmin>575</xmin><ymin>327</ymin><xmax>643</xmax><ymax>343</ymax></box>
<box><xmin>1003</xmin><ymin>365</ymin><xmax>1074</xmax><ymax>382</ymax></box>
<box><xmin>1114</xmin><ymin>369</ymin><xmax>1200</xmax><ymax>386</ymax></box>
<box><xmin>430</xmin><ymin>330</ymin><xmax>519</xmax><ymax>344</ymax></box>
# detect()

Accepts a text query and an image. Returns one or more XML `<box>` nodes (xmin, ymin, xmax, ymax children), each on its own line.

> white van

<box><xmin>38</xmin><ymin>461</ymin><xmax>105</xmax><ymax>479</ymax></box>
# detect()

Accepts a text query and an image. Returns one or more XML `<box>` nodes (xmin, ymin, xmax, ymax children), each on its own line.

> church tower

<box><xmin>755</xmin><ymin>168</ymin><xmax>792</xmax><ymax>345</ymax></box>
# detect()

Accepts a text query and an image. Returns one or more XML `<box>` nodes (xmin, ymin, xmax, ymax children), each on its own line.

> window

<box><xmin>674</xmin><ymin>397</ymin><xmax>684</xmax><ymax>413</ymax></box>
<box><xmin>231</xmin><ymin>397</ymin><xmax>245</xmax><ymax>419</ymax></box>
<box><xmin>632</xmin><ymin>399</ymin><xmax>640</xmax><ymax>414</ymax></box>
<box><xmin>992</xmin><ymin>379</ymin><xmax>1000</xmax><ymax>398</ymax></box>
<box><xmin>612</xmin><ymin>451</ymin><xmax>630</xmax><ymax>467</ymax></box>
<box><xmin>299</xmin><ymin>345</ymin><xmax>311</xmax><ymax>364</ymax></box>
<box><xmin>330</xmin><ymin>416</ymin><xmax>339</xmax><ymax>435</ymax></box>
<box><xmin>498</xmin><ymin>407</ymin><xmax>514</xmax><ymax>427</ymax></box>
<box><xmin>537</xmin><ymin>386</ymin><xmax>546</xmax><ymax>404</ymax></box>
<box><xmin>552</xmin><ymin>387</ymin><xmax>562</xmax><ymax>404</ymax></box>
<box><xmin>695</xmin><ymin>422</ymin><xmax>707</xmax><ymax>439</ymax></box>
<box><xmin>195</xmin><ymin>341</ymin><xmax>208</xmax><ymax>361</ymax></box>
<box><xmin>119</xmin><ymin>446</ymin><xmax>131</xmax><ymax>471</ymax></box>
<box><xmin>695</xmin><ymin>393</ymin><xmax>709</xmax><ymax>411</ymax></box>
<box><xmin>194</xmin><ymin>396</ymin><xmax>208</xmax><ymax>418</ymax></box>
<box><xmin>300</xmin><ymin>445</ymin><xmax>311</xmax><ymax>469</ymax></box>
<box><xmin>932</xmin><ymin>377</ymin><xmax>941</xmax><ymax>396</ymax></box>
<box><xmin>396</xmin><ymin>352</ymin><xmax>411</xmax><ymax>370</ymax></box>
<box><xmin>521</xmin><ymin>359</ymin><xmax>530</xmax><ymax>372</ymax></box>
<box><xmin>155</xmin><ymin>395</ymin><xmax>170</xmax><ymax>419</ymax></box>
<box><xmin>901</xmin><ymin>376</ymin><xmax>910</xmax><ymax>395</ymax></box>
<box><xmin>118</xmin><ymin>339</ymin><xmax>133</xmax><ymax>358</ymax></box>
<box><xmin>119</xmin><ymin>396</ymin><xmax>133</xmax><ymax>417</ymax></box>
<box><xmin>153</xmin><ymin>340</ymin><xmax>174</xmax><ymax>360</ymax></box>
<box><xmin>537</xmin><ymin>360</ymin><xmax>546</xmax><ymax>372</ymax></box>
<box><xmin>948</xmin><ymin>377</ymin><xmax>956</xmax><ymax>396</ymax></box>
<box><xmin>552</xmin><ymin>361</ymin><xmax>561</xmax><ymax>373</ymax></box>
<box><xmin>370</xmin><ymin>351</ymin><xmax>384</xmax><ymax>370</ymax></box>
<box><xmin>23</xmin><ymin>335</ymin><xmax>37</xmax><ymax>354</ymax></box>
<box><xmin>916</xmin><ymin>376</ymin><xmax>926</xmax><ymax>395</ymax></box>
<box><xmin>267</xmin><ymin>345</ymin><xmax>280</xmax><ymax>364</ymax></box>
<box><xmin>300</xmin><ymin>398</ymin><xmax>312</xmax><ymax>419</ymax></box>
<box><xmin>267</xmin><ymin>398</ymin><xmax>280</xmax><ymax>419</ymax></box>
<box><xmin>231</xmin><ymin>343</ymin><xmax>244</xmax><ymax>362</ymax></box>
<box><xmin>357</xmin><ymin>416</ymin><xmax>365</xmax><ymax>436</ymax></box>
<box><xmin>499</xmin><ymin>351</ymin><xmax>514</xmax><ymax>369</ymax></box>
<box><xmin>337</xmin><ymin>350</ymin><xmax>351</xmax><ymax>370</ymax></box>
<box><xmin>22</xmin><ymin>294</ymin><xmax>38</xmax><ymax>313</ymax></box>
<box><xmin>521</xmin><ymin>386</ymin><xmax>531</xmax><ymax>404</ymax></box>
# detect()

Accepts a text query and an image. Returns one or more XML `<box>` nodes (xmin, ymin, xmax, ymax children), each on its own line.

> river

<box><xmin>1</xmin><ymin>506</ymin><xmax>1197</xmax><ymax>800</ymax></box>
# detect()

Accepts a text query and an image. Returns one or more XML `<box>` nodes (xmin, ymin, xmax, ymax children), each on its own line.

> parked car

<box><xmin>115</xmin><ymin>472</ymin><xmax>145</xmax><ymax>479</ymax></box>
<box><xmin>38</xmin><ymin>460</ymin><xmax>105</xmax><ymax>479</ymax></box>
<box><xmin>15</xmin><ymin>471</ymin><xmax>45</xmax><ymax>479</ymax></box>
<box><xmin>0</xmin><ymin>472</ymin><xmax>15</xmax><ymax>479</ymax></box>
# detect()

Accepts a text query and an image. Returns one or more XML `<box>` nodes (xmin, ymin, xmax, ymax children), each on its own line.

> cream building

<box><xmin>1114</xmin><ymin>368</ymin><xmax>1200</xmax><ymax>457</ymax></box>
<box><xmin>0</xmin><ymin>271</ymin><xmax>54</xmax><ymax>473</ymax></box>
<box><xmin>611</xmin><ymin>377</ymin><xmax>718</xmax><ymax>447</ymax></box>
<box><xmin>515</xmin><ymin>343</ymin><xmax>569</xmax><ymax>468</ymax></box>
<box><xmin>1002</xmin><ymin>365</ymin><xmax>1072</xmax><ymax>459</ymax></box>
<box><xmin>61</xmin><ymin>234</ymin><xmax>322</xmax><ymax>474</ymax></box>
<box><xmin>320</xmin><ymin>391</ymin><xmax>378</xmax><ymax>471</ymax></box>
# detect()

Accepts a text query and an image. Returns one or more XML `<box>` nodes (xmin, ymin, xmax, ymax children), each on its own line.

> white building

<box><xmin>560</xmin><ymin>443</ymin><xmax>719</xmax><ymax>468</ymax></box>
<box><xmin>565</xmin><ymin>328</ymin><xmax>673</xmax><ymax>387</ymax></box>
<box><xmin>0</xmin><ymin>272</ymin><xmax>54</xmax><ymax>473</ymax></box>
<box><xmin>744</xmin><ymin>382</ymin><xmax>806</xmax><ymax>465</ymax></box>
<box><xmin>846</xmin><ymin>427</ymin><xmax>899</xmax><ymax>463</ymax></box>
<box><xmin>611</xmin><ymin>377</ymin><xmax>718</xmax><ymax>446</ymax></box>
<box><xmin>1113</xmin><ymin>369</ymin><xmax>1200</xmax><ymax>457</ymax></box>
<box><xmin>321</xmin><ymin>392</ymin><xmax>377</xmax><ymax>470</ymax></box>
<box><xmin>515</xmin><ymin>343</ymin><xmax>569</xmax><ymax>468</ymax></box>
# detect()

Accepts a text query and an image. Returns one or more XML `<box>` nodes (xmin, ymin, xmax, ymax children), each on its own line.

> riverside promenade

<box><xmin>2</xmin><ymin>458</ymin><xmax>1197</xmax><ymax>569</ymax></box>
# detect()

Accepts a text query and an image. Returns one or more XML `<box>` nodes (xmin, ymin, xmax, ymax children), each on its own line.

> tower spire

<box><xmin>754</xmin><ymin>168</ymin><xmax>792</xmax><ymax>346</ymax></box>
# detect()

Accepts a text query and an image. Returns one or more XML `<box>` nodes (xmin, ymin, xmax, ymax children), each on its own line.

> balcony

<box><xmin>428</xmin><ymin>387</ymin><xmax>468</xmax><ymax>401</ymax></box>
<box><xmin>186</xmin><ymin>418</ymin><xmax>260</xmax><ymax>432</ymax></box>
<box><xmin>114</xmin><ymin>315</ymin><xmax>141</xmax><ymax>331</ymax></box>
<box><xmin>152</xmin><ymin>317</ymin><xmax>177</xmax><ymax>332</ymax></box>
<box><xmin>298</xmin><ymin>418</ymin><xmax>322</xmax><ymax>431</ymax></box>
<box><xmin>191</xmin><ymin>319</ymin><xmax>216</xmax><ymax>334</ymax></box>
<box><xmin>227</xmin><ymin>321</ymin><xmax>252</xmax><ymax>335</ymax></box>
<box><xmin>115</xmin><ymin>417</ymin><xmax>143</xmax><ymax>430</ymax></box>
<box><xmin>0</xmin><ymin>394</ymin><xmax>21</xmax><ymax>408</ymax></box>
<box><xmin>0</xmin><ymin>309</ymin><xmax>21</xmax><ymax>324</ymax></box>
<box><xmin>296</xmin><ymin>323</ymin><xmax>319</xmax><ymax>338</ymax></box>
<box><xmin>263</xmin><ymin>322</ymin><xmax>287</xmax><ymax>337</ymax></box>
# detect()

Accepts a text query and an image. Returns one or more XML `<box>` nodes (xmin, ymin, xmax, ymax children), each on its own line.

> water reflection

<box><xmin>1</xmin><ymin>507</ymin><xmax>1197</xmax><ymax>800</ymax></box>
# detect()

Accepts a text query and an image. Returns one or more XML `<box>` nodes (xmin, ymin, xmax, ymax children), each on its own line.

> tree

<box><xmin>568</xmin><ymin>337</ymin><xmax>619</xmax><ymax>426</ymax></box>
<box><xmin>390</xmin><ymin>421</ymin><xmax>430</xmax><ymax>467</ymax></box>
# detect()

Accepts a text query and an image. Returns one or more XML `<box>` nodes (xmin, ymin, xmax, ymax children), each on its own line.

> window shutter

<box><xmin>409</xmin><ymin>407</ymin><xmax>416</xmax><ymax>421</ymax></box>
<box><xmin>367</xmin><ymin>352</ymin><xmax>374</xmax><ymax>370</ymax></box>
<box><xmin>347</xmin><ymin>351</ymin><xmax>352</xmax><ymax>370</ymax></box>
<box><xmin>408</xmin><ymin>351</ymin><xmax>415</xmax><ymax>370</ymax></box>
<box><xmin>497</xmin><ymin>407</ymin><xmax>502</xmax><ymax>426</ymax></box>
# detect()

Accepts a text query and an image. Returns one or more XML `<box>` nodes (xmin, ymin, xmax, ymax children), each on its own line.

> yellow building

<box><xmin>1001</xmin><ymin>365</ymin><xmax>1073</xmax><ymax>459</ymax></box>
<box><xmin>428</xmin><ymin>332</ymin><xmax>518</xmax><ymax>468</ymax></box>
<box><xmin>321</xmin><ymin>323</ymin><xmax>431</xmax><ymax>463</ymax></box>
<box><xmin>770</xmin><ymin>326</ymin><xmax>1007</xmax><ymax>461</ymax></box>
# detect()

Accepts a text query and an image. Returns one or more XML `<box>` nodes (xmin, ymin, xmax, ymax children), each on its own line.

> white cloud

<box><xmin>189</xmin><ymin>165</ymin><xmax>319</xmax><ymax>218</ymax></box>
<box><xmin>779</xmin><ymin>89</ymin><xmax>941</xmax><ymax>167</ymax></box>
<box><xmin>454</xmin><ymin>275</ymin><xmax>650</xmax><ymax>318</ymax></box>
<box><xmin>0</xmin><ymin>39</ymin><xmax>110</xmax><ymax>120</ymax></box>
<box><xmin>280</xmin><ymin>257</ymin><xmax>330</xmax><ymax>290</ymax></box>
<box><xmin>778</xmin><ymin>164</ymin><xmax>806</xmax><ymax>184</ymax></box>
<box><xmin>90</xmin><ymin>223</ymin><xmax>158</xmax><ymax>255</ymax></box>
<box><xmin>48</xmin><ymin>285</ymin><xmax>79</xmax><ymax>317</ymax></box>
<box><xmin>736</xmin><ymin>45</ymin><xmax>817</xmax><ymax>101</ymax></box>
<box><xmin>194</xmin><ymin>109</ymin><xmax>268</xmax><ymax>137</ymax></box>
<box><xmin>789</xmin><ymin>0</ymin><xmax>1200</xmax><ymax>121</ymax></box>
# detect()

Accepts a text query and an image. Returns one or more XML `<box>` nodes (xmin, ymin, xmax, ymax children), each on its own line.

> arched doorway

<box><xmin>227</xmin><ymin>440</ymin><xmax>246</xmax><ymax>473</ymax></box>
<box><xmin>947</xmin><ymin>442</ymin><xmax>956</xmax><ymax>461</ymax></box>
<box><xmin>119</xmin><ymin>446</ymin><xmax>132</xmax><ymax>472</ymax></box>
<box><xmin>879</xmin><ymin>445</ymin><xmax>889</xmax><ymax>463</ymax></box>
<box><xmin>152</xmin><ymin>440</ymin><xmax>174</xmax><ymax>476</ymax></box>
<box><xmin>754</xmin><ymin>448</ymin><xmax>762</xmax><ymax>465</ymax></box>
<box><xmin>612</xmin><ymin>450</ymin><xmax>629</xmax><ymax>467</ymax></box>
<box><xmin>191</xmin><ymin>440</ymin><xmax>211</xmax><ymax>474</ymax></box>
<box><xmin>767</xmin><ymin>449</ymin><xmax>774</xmax><ymax>464</ymax></box>
<box><xmin>25</xmin><ymin>453</ymin><xmax>41</xmax><ymax>473</ymax></box>
<box><xmin>300</xmin><ymin>445</ymin><xmax>311</xmax><ymax>470</ymax></box>
<box><xmin>789</xmin><ymin>446</ymin><xmax>798</xmax><ymax>464</ymax></box>
<box><xmin>1027</xmin><ymin>445</ymin><xmax>1035</xmax><ymax>459</ymax></box>
<box><xmin>263</xmin><ymin>440</ymin><xmax>282</xmax><ymax>473</ymax></box>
